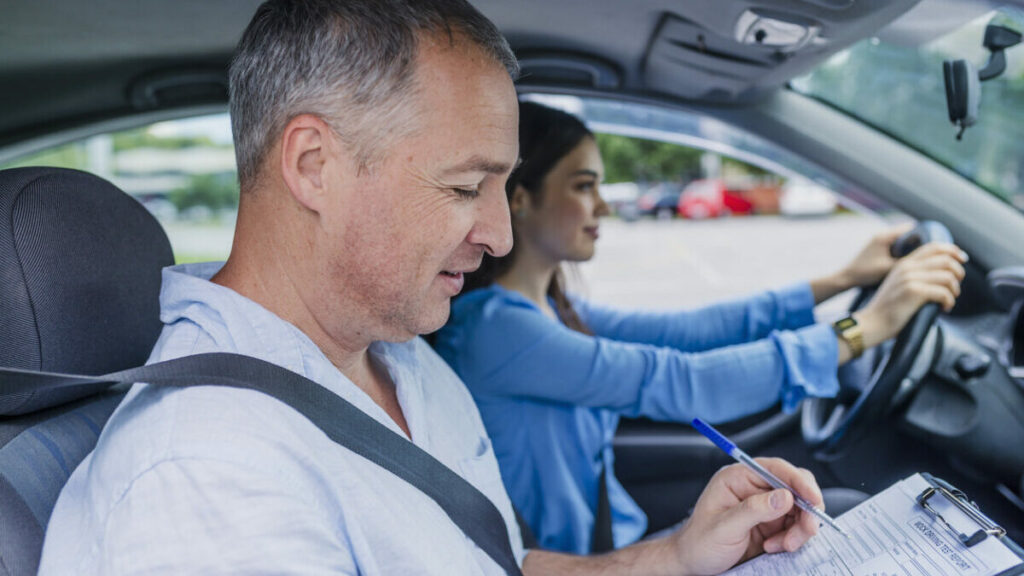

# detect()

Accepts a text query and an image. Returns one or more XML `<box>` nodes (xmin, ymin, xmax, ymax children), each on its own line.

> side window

<box><xmin>525</xmin><ymin>95</ymin><xmax>908</xmax><ymax>320</ymax></box>
<box><xmin>1</xmin><ymin>113</ymin><xmax>237</xmax><ymax>264</ymax></box>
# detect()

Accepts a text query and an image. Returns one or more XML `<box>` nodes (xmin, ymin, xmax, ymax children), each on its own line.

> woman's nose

<box><xmin>594</xmin><ymin>192</ymin><xmax>610</xmax><ymax>217</ymax></box>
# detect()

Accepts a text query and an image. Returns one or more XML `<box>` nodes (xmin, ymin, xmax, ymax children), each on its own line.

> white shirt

<box><xmin>40</xmin><ymin>262</ymin><xmax>525</xmax><ymax>575</ymax></box>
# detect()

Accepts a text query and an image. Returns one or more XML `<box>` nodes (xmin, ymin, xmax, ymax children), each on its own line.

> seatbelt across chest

<box><xmin>0</xmin><ymin>353</ymin><xmax>523</xmax><ymax>576</ymax></box>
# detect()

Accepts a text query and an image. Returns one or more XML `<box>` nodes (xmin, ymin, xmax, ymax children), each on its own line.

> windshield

<box><xmin>792</xmin><ymin>6</ymin><xmax>1024</xmax><ymax>213</ymax></box>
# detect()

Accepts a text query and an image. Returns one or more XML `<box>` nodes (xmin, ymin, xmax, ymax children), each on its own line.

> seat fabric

<box><xmin>0</xmin><ymin>167</ymin><xmax>173</xmax><ymax>576</ymax></box>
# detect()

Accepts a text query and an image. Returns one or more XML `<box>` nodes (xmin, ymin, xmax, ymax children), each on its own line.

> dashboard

<box><xmin>898</xmin><ymin>267</ymin><xmax>1024</xmax><ymax>485</ymax></box>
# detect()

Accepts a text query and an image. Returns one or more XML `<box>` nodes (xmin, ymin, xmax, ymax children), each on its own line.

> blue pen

<box><xmin>691</xmin><ymin>418</ymin><xmax>850</xmax><ymax>538</ymax></box>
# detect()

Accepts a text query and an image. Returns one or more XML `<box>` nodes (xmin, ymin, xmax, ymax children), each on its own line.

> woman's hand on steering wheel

<box><xmin>853</xmin><ymin>242</ymin><xmax>967</xmax><ymax>352</ymax></box>
<box><xmin>839</xmin><ymin>224</ymin><xmax>913</xmax><ymax>287</ymax></box>
<box><xmin>804</xmin><ymin>221</ymin><xmax>966</xmax><ymax>457</ymax></box>
<box><xmin>811</xmin><ymin>225</ymin><xmax>914</xmax><ymax>304</ymax></box>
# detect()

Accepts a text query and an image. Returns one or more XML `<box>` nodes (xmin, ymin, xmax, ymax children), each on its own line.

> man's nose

<box><xmin>468</xmin><ymin>190</ymin><xmax>513</xmax><ymax>258</ymax></box>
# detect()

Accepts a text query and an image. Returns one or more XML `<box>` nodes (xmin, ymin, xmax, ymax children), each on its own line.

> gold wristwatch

<box><xmin>832</xmin><ymin>315</ymin><xmax>864</xmax><ymax>359</ymax></box>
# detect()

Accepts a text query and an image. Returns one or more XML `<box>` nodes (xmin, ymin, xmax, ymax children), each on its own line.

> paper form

<box><xmin>721</xmin><ymin>474</ymin><xmax>1022</xmax><ymax>576</ymax></box>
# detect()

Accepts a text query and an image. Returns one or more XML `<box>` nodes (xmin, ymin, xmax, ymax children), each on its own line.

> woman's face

<box><xmin>520</xmin><ymin>136</ymin><xmax>610</xmax><ymax>263</ymax></box>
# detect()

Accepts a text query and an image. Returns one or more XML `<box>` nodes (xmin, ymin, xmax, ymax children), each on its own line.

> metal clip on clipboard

<box><xmin>916</xmin><ymin>473</ymin><xmax>1006</xmax><ymax>547</ymax></box>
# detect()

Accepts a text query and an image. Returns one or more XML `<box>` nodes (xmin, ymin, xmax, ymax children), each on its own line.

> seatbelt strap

<box><xmin>514</xmin><ymin>506</ymin><xmax>539</xmax><ymax>550</ymax></box>
<box><xmin>0</xmin><ymin>353</ymin><xmax>522</xmax><ymax>576</ymax></box>
<box><xmin>592</xmin><ymin>462</ymin><xmax>614</xmax><ymax>553</ymax></box>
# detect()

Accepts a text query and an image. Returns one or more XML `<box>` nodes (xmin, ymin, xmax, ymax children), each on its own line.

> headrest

<box><xmin>0</xmin><ymin>167</ymin><xmax>173</xmax><ymax>413</ymax></box>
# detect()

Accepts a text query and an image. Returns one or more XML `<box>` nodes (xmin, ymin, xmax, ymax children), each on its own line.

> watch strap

<box><xmin>833</xmin><ymin>315</ymin><xmax>864</xmax><ymax>359</ymax></box>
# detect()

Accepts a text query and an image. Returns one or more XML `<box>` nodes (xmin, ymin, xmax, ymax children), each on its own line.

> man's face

<box><xmin>318</xmin><ymin>35</ymin><xmax>518</xmax><ymax>343</ymax></box>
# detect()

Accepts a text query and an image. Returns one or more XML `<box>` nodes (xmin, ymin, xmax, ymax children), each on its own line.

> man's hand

<box><xmin>522</xmin><ymin>458</ymin><xmax>824</xmax><ymax>576</ymax></box>
<box><xmin>855</xmin><ymin>242</ymin><xmax>967</xmax><ymax>349</ymax></box>
<box><xmin>672</xmin><ymin>459</ymin><xmax>823</xmax><ymax>576</ymax></box>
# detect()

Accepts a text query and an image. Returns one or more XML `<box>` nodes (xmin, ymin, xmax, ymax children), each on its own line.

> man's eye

<box><xmin>453</xmin><ymin>188</ymin><xmax>479</xmax><ymax>199</ymax></box>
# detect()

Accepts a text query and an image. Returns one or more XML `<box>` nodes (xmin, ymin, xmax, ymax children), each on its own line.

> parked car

<box><xmin>2</xmin><ymin>1</ymin><xmax>1023</xmax><ymax>572</ymax></box>
<box><xmin>598</xmin><ymin>181</ymin><xmax>641</xmax><ymax>219</ymax></box>
<box><xmin>780</xmin><ymin>178</ymin><xmax>839</xmax><ymax>217</ymax></box>
<box><xmin>677</xmin><ymin>178</ymin><xmax>754</xmax><ymax>219</ymax></box>
<box><xmin>634</xmin><ymin>183</ymin><xmax>682</xmax><ymax>219</ymax></box>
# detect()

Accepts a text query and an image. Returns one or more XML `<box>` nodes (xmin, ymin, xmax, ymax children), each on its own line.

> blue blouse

<box><xmin>434</xmin><ymin>283</ymin><xmax>839</xmax><ymax>555</ymax></box>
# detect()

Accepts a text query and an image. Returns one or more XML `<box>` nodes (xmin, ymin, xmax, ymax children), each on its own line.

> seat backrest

<box><xmin>0</xmin><ymin>167</ymin><xmax>173</xmax><ymax>576</ymax></box>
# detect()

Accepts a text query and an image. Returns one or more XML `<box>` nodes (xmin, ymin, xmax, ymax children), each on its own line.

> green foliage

<box><xmin>723</xmin><ymin>157</ymin><xmax>773</xmax><ymax>177</ymax></box>
<box><xmin>112</xmin><ymin>128</ymin><xmax>221</xmax><ymax>151</ymax></box>
<box><xmin>169</xmin><ymin>173</ymin><xmax>239</xmax><ymax>212</ymax></box>
<box><xmin>794</xmin><ymin>18</ymin><xmax>1024</xmax><ymax>207</ymax></box>
<box><xmin>174</xmin><ymin>252</ymin><xmax>231</xmax><ymax>265</ymax></box>
<box><xmin>596</xmin><ymin>133</ymin><xmax>775</xmax><ymax>184</ymax></box>
<box><xmin>595</xmin><ymin>133</ymin><xmax>702</xmax><ymax>183</ymax></box>
<box><xmin>1</xmin><ymin>142</ymin><xmax>89</xmax><ymax>171</ymax></box>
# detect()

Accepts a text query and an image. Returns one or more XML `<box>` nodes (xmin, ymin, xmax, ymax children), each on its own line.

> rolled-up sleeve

<box><xmin>454</xmin><ymin>294</ymin><xmax>838</xmax><ymax>424</ymax></box>
<box><xmin>575</xmin><ymin>283</ymin><xmax>817</xmax><ymax>352</ymax></box>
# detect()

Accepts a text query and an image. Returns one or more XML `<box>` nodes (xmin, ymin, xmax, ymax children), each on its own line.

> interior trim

<box><xmin>0</xmin><ymin>104</ymin><xmax>228</xmax><ymax>166</ymax></box>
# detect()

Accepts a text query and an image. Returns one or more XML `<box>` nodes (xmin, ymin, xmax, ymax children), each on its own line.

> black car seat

<box><xmin>0</xmin><ymin>167</ymin><xmax>173</xmax><ymax>576</ymax></box>
<box><xmin>0</xmin><ymin>166</ymin><xmax>528</xmax><ymax>575</ymax></box>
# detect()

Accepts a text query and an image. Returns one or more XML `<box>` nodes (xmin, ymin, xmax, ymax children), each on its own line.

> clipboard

<box><xmin>917</xmin><ymin>473</ymin><xmax>1024</xmax><ymax>576</ymax></box>
<box><xmin>722</xmin><ymin>471</ymin><xmax>1023</xmax><ymax>576</ymax></box>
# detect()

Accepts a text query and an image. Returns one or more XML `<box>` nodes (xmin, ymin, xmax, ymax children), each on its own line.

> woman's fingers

<box><xmin>888</xmin><ymin>246</ymin><xmax>965</xmax><ymax>304</ymax></box>
<box><xmin>909</xmin><ymin>252</ymin><xmax>966</xmax><ymax>280</ymax></box>
<box><xmin>876</xmin><ymin>223</ymin><xmax>915</xmax><ymax>246</ymax></box>
<box><xmin>905</xmin><ymin>242</ymin><xmax>968</xmax><ymax>267</ymax></box>
<box><xmin>916</xmin><ymin>269</ymin><xmax>962</xmax><ymax>297</ymax></box>
<box><xmin>915</xmin><ymin>281</ymin><xmax>958</xmax><ymax>311</ymax></box>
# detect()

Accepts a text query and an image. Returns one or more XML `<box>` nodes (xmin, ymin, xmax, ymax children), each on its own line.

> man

<box><xmin>40</xmin><ymin>1</ymin><xmax>827</xmax><ymax>573</ymax></box>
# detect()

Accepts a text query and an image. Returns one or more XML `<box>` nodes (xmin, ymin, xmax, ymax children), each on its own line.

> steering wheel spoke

<box><xmin>802</xmin><ymin>221</ymin><xmax>953</xmax><ymax>459</ymax></box>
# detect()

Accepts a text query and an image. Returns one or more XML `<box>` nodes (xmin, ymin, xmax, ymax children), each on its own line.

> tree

<box><xmin>595</xmin><ymin>133</ymin><xmax>702</xmax><ymax>183</ymax></box>
<box><xmin>112</xmin><ymin>128</ymin><xmax>219</xmax><ymax>151</ymax></box>
<box><xmin>169</xmin><ymin>173</ymin><xmax>239</xmax><ymax>213</ymax></box>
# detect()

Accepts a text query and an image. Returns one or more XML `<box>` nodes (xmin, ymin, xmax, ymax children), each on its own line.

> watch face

<box><xmin>835</xmin><ymin>317</ymin><xmax>858</xmax><ymax>331</ymax></box>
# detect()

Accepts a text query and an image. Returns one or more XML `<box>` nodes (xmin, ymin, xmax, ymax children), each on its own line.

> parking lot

<box><xmin>164</xmin><ymin>212</ymin><xmax>894</xmax><ymax>319</ymax></box>
<box><xmin>571</xmin><ymin>213</ymin><xmax>894</xmax><ymax>319</ymax></box>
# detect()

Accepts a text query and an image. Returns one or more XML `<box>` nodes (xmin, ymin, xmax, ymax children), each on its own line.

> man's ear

<box><xmin>280</xmin><ymin>114</ymin><xmax>338</xmax><ymax>213</ymax></box>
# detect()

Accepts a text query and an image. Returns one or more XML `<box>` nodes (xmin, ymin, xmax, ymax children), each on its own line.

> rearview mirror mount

<box><xmin>942</xmin><ymin>23</ymin><xmax>1021</xmax><ymax>140</ymax></box>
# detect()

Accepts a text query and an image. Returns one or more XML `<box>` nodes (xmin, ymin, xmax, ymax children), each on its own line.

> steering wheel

<box><xmin>802</xmin><ymin>221</ymin><xmax>953</xmax><ymax>459</ymax></box>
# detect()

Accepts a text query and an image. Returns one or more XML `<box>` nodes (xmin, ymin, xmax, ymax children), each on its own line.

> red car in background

<box><xmin>676</xmin><ymin>179</ymin><xmax>754</xmax><ymax>219</ymax></box>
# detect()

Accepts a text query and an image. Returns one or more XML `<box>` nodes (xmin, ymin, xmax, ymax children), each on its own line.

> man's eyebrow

<box><xmin>441</xmin><ymin>155</ymin><xmax>516</xmax><ymax>177</ymax></box>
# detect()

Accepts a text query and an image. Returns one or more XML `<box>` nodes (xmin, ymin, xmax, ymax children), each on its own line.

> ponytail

<box><xmin>548</xmin><ymin>268</ymin><xmax>592</xmax><ymax>335</ymax></box>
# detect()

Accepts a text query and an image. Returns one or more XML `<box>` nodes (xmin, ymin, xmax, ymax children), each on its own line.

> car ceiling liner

<box><xmin>127</xmin><ymin>68</ymin><xmax>229</xmax><ymax>111</ymax></box>
<box><xmin>641</xmin><ymin>0</ymin><xmax>921</xmax><ymax>103</ymax></box>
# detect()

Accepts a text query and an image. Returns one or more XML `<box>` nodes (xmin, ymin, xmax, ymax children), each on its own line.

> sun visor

<box><xmin>643</xmin><ymin>0</ymin><xmax>921</xmax><ymax>103</ymax></box>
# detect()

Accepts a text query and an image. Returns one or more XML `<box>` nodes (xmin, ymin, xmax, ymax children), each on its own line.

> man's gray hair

<box><xmin>229</xmin><ymin>0</ymin><xmax>519</xmax><ymax>188</ymax></box>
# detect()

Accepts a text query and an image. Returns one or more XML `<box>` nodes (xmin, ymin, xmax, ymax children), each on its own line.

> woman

<box><xmin>433</xmin><ymin>101</ymin><xmax>966</xmax><ymax>554</ymax></box>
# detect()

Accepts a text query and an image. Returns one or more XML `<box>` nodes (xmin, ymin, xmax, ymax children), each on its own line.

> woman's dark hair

<box><xmin>462</xmin><ymin>100</ymin><xmax>594</xmax><ymax>334</ymax></box>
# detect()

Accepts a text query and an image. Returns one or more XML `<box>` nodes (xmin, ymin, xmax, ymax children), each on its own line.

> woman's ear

<box><xmin>279</xmin><ymin>114</ymin><xmax>338</xmax><ymax>213</ymax></box>
<box><xmin>509</xmin><ymin>184</ymin><xmax>531</xmax><ymax>219</ymax></box>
